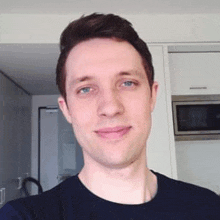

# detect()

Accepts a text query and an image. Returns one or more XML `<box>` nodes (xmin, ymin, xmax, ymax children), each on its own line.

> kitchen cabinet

<box><xmin>169</xmin><ymin>52</ymin><xmax>220</xmax><ymax>95</ymax></box>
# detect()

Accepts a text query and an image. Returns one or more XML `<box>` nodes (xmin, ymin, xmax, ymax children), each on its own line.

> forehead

<box><xmin>65</xmin><ymin>38</ymin><xmax>146</xmax><ymax>82</ymax></box>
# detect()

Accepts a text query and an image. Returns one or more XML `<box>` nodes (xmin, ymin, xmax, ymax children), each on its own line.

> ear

<box><xmin>150</xmin><ymin>81</ymin><xmax>159</xmax><ymax>112</ymax></box>
<box><xmin>58</xmin><ymin>96</ymin><xmax>72</xmax><ymax>124</ymax></box>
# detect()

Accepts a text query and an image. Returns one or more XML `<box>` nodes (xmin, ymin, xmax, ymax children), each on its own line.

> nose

<box><xmin>97</xmin><ymin>89</ymin><xmax>125</xmax><ymax>118</ymax></box>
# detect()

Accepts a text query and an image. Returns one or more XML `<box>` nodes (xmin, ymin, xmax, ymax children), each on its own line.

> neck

<box><xmin>78</xmin><ymin>156</ymin><xmax>157</xmax><ymax>204</ymax></box>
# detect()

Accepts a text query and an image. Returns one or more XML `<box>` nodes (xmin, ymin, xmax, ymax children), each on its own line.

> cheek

<box><xmin>127</xmin><ymin>95</ymin><xmax>152</xmax><ymax>137</ymax></box>
<box><xmin>126</xmin><ymin>95</ymin><xmax>151</xmax><ymax>118</ymax></box>
<box><xmin>69</xmin><ymin>102</ymin><xmax>95</xmax><ymax>129</ymax></box>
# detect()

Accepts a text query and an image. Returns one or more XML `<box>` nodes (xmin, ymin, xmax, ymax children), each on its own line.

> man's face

<box><xmin>59</xmin><ymin>38</ymin><xmax>158</xmax><ymax>169</ymax></box>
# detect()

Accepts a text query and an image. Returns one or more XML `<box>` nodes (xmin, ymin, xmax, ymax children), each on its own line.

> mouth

<box><xmin>95</xmin><ymin>126</ymin><xmax>132</xmax><ymax>139</ymax></box>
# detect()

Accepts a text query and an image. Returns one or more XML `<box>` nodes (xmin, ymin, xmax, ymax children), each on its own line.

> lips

<box><xmin>95</xmin><ymin>126</ymin><xmax>131</xmax><ymax>139</ymax></box>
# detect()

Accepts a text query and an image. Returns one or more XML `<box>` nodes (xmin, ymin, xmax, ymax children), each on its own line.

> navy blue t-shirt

<box><xmin>0</xmin><ymin>171</ymin><xmax>220</xmax><ymax>219</ymax></box>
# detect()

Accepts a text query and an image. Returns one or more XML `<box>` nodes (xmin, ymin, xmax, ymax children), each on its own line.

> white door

<box><xmin>40</xmin><ymin>108</ymin><xmax>59</xmax><ymax>191</ymax></box>
<box><xmin>40</xmin><ymin>108</ymin><xmax>84</xmax><ymax>192</ymax></box>
<box><xmin>57</xmin><ymin>109</ymin><xmax>84</xmax><ymax>183</ymax></box>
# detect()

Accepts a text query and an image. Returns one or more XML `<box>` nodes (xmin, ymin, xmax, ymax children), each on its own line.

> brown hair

<box><xmin>56</xmin><ymin>13</ymin><xmax>154</xmax><ymax>99</ymax></box>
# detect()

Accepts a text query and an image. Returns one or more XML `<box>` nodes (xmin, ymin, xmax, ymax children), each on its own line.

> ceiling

<box><xmin>2</xmin><ymin>0</ymin><xmax>220</xmax><ymax>14</ymax></box>
<box><xmin>0</xmin><ymin>44</ymin><xmax>60</xmax><ymax>95</ymax></box>
<box><xmin>1</xmin><ymin>0</ymin><xmax>220</xmax><ymax>95</ymax></box>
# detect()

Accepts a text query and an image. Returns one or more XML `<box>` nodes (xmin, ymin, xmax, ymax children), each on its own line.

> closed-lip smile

<box><xmin>95</xmin><ymin>126</ymin><xmax>132</xmax><ymax>139</ymax></box>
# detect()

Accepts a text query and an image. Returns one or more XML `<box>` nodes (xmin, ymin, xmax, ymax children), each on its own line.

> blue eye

<box><xmin>123</xmin><ymin>81</ymin><xmax>135</xmax><ymax>87</ymax></box>
<box><xmin>79</xmin><ymin>87</ymin><xmax>91</xmax><ymax>94</ymax></box>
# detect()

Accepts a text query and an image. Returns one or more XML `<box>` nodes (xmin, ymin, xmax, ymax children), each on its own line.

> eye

<box><xmin>78</xmin><ymin>87</ymin><xmax>91</xmax><ymax>94</ymax></box>
<box><xmin>122</xmin><ymin>81</ymin><xmax>137</xmax><ymax>87</ymax></box>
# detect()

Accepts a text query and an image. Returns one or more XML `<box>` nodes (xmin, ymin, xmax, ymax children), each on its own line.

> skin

<box><xmin>58</xmin><ymin>38</ymin><xmax>158</xmax><ymax>204</ymax></box>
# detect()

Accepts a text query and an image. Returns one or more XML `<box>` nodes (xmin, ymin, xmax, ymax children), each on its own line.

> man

<box><xmin>0</xmin><ymin>13</ymin><xmax>220</xmax><ymax>219</ymax></box>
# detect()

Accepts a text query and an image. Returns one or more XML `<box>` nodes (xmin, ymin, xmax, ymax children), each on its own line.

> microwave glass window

<box><xmin>176</xmin><ymin>104</ymin><xmax>220</xmax><ymax>131</ymax></box>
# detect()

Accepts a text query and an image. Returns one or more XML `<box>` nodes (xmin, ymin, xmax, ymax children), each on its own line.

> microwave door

<box><xmin>173</xmin><ymin>101</ymin><xmax>220</xmax><ymax>136</ymax></box>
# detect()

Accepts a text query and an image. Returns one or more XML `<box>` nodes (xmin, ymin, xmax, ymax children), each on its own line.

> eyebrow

<box><xmin>70</xmin><ymin>76</ymin><xmax>94</xmax><ymax>87</ymax></box>
<box><xmin>118</xmin><ymin>70</ymin><xmax>145</xmax><ymax>79</ymax></box>
<box><xmin>70</xmin><ymin>70</ymin><xmax>145</xmax><ymax>86</ymax></box>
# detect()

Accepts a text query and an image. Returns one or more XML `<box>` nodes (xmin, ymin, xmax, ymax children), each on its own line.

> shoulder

<box><xmin>155</xmin><ymin>171</ymin><xmax>219</xmax><ymax>198</ymax></box>
<box><xmin>153</xmin><ymin>171</ymin><xmax>220</xmax><ymax>217</ymax></box>
<box><xmin>0</xmin><ymin>175</ymin><xmax>80</xmax><ymax>219</ymax></box>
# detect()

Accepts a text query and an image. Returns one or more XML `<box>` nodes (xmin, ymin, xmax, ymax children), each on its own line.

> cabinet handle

<box><xmin>189</xmin><ymin>86</ymin><xmax>207</xmax><ymax>90</ymax></box>
<box><xmin>0</xmin><ymin>188</ymin><xmax>5</xmax><ymax>205</ymax></box>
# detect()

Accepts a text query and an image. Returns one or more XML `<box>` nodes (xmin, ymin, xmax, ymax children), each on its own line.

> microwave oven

<box><xmin>172</xmin><ymin>95</ymin><xmax>220</xmax><ymax>141</ymax></box>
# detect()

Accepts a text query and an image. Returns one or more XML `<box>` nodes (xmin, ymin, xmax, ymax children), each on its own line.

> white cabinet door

<box><xmin>147</xmin><ymin>46</ymin><xmax>177</xmax><ymax>179</ymax></box>
<box><xmin>169</xmin><ymin>52</ymin><xmax>220</xmax><ymax>95</ymax></box>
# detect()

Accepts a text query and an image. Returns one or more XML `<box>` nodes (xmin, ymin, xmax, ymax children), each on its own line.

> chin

<box><xmin>98</xmin><ymin>152</ymin><xmax>140</xmax><ymax>170</ymax></box>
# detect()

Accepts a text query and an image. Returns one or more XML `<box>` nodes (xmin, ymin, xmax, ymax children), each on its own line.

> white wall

<box><xmin>0</xmin><ymin>73</ymin><xmax>32</xmax><ymax>206</ymax></box>
<box><xmin>1</xmin><ymin>14</ymin><xmax>220</xmax><ymax>43</ymax></box>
